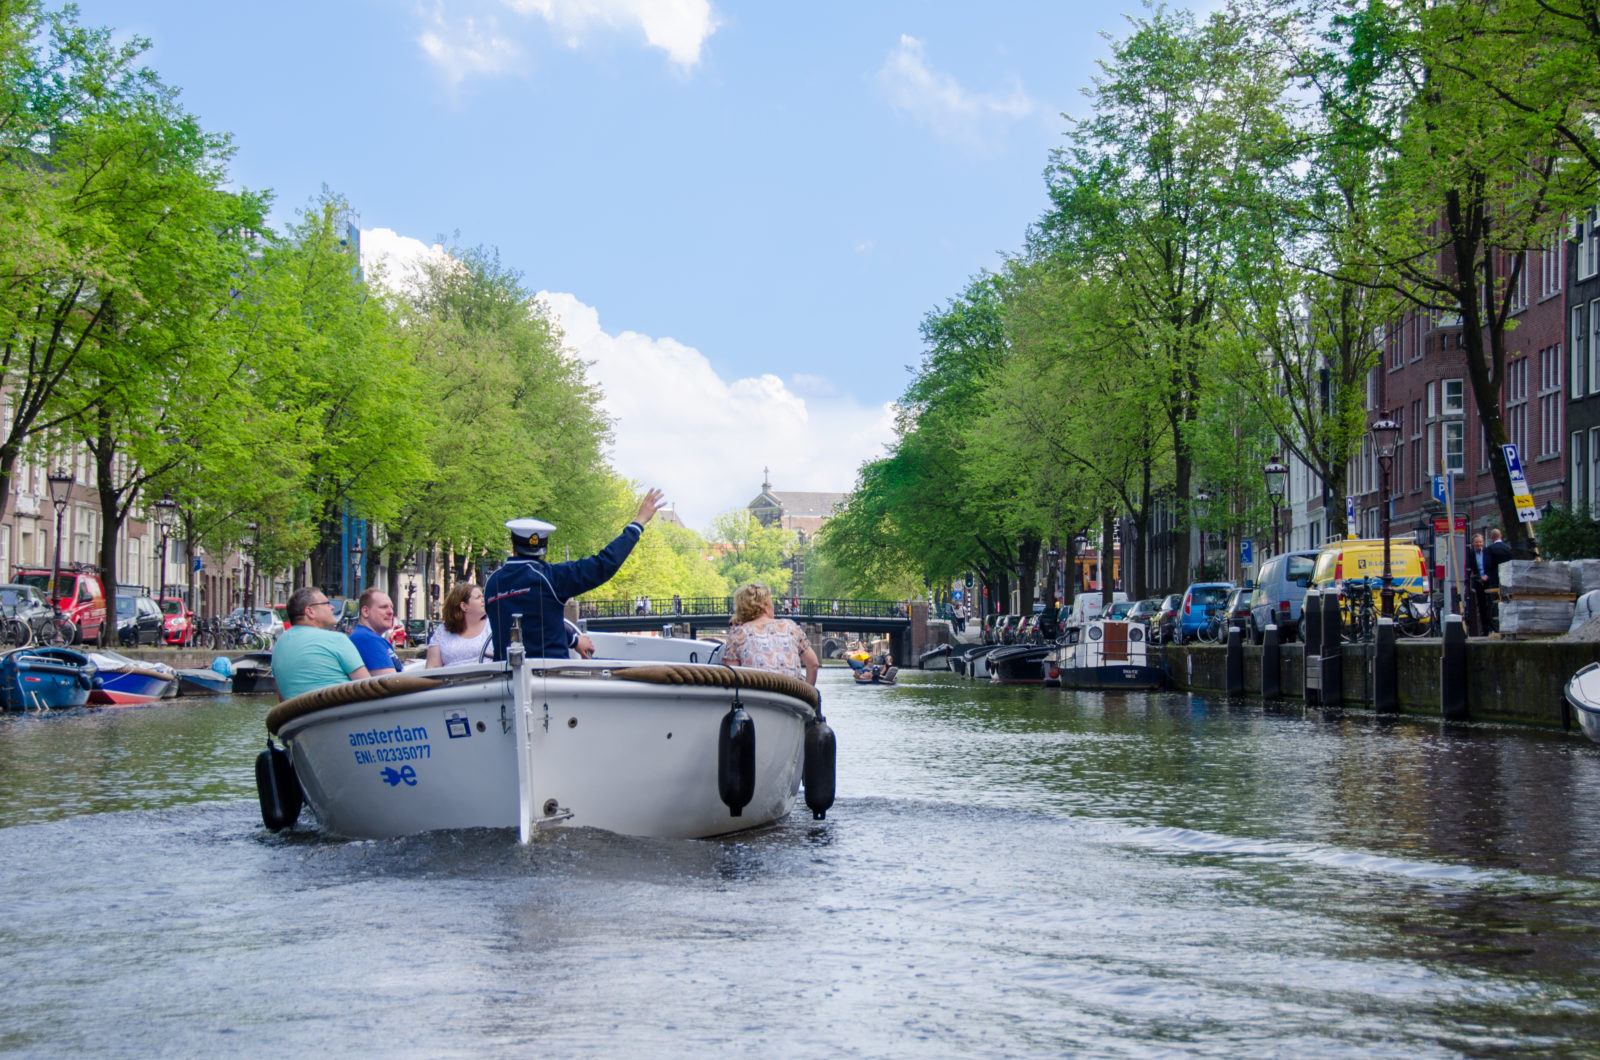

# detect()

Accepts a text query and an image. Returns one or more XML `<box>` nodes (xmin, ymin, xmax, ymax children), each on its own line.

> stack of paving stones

<box><xmin>1498</xmin><ymin>560</ymin><xmax>1576</xmax><ymax>637</ymax></box>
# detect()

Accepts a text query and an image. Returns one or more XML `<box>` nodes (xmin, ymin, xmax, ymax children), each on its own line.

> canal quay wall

<box><xmin>1163</xmin><ymin>641</ymin><xmax>1600</xmax><ymax>728</ymax></box>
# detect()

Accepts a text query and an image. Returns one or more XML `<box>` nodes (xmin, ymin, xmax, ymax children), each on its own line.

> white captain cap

<box><xmin>507</xmin><ymin>518</ymin><xmax>556</xmax><ymax>552</ymax></box>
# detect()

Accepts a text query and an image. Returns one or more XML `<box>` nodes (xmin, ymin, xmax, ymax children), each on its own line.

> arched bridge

<box><xmin>575</xmin><ymin>596</ymin><xmax>924</xmax><ymax>659</ymax></box>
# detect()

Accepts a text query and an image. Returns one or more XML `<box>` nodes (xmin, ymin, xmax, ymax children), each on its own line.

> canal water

<box><xmin>2</xmin><ymin>670</ymin><xmax>1598</xmax><ymax>1056</ymax></box>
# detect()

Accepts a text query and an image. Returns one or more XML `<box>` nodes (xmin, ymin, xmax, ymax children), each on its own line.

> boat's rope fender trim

<box><xmin>266</xmin><ymin>673</ymin><xmax>446</xmax><ymax>735</ymax></box>
<box><xmin>612</xmin><ymin>664</ymin><xmax>819</xmax><ymax>710</ymax></box>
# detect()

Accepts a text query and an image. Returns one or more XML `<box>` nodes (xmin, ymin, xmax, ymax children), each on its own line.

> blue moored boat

<box><xmin>0</xmin><ymin>646</ymin><xmax>95</xmax><ymax>711</ymax></box>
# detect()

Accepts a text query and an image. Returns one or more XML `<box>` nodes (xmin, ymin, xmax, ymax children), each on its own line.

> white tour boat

<box><xmin>1048</xmin><ymin>617</ymin><xmax>1167</xmax><ymax>691</ymax></box>
<box><xmin>255</xmin><ymin>630</ymin><xmax>835</xmax><ymax>842</ymax></box>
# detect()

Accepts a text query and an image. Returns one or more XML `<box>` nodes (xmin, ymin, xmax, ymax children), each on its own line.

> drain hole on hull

<box><xmin>543</xmin><ymin>798</ymin><xmax>559</xmax><ymax>816</ymax></box>
<box><xmin>567</xmin><ymin>717</ymin><xmax>578</xmax><ymax>728</ymax></box>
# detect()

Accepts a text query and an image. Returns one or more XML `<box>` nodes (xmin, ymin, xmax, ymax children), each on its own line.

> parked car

<box><xmin>982</xmin><ymin>613</ymin><xmax>1006</xmax><ymax>644</ymax></box>
<box><xmin>1219</xmin><ymin>587</ymin><xmax>1254</xmax><ymax>638</ymax></box>
<box><xmin>1247</xmin><ymin>549</ymin><xmax>1319</xmax><ymax>643</ymax></box>
<box><xmin>225</xmin><ymin>606</ymin><xmax>284</xmax><ymax>639</ymax></box>
<box><xmin>1126</xmin><ymin>597</ymin><xmax>1163</xmax><ymax>634</ymax></box>
<box><xmin>1310</xmin><ymin>536</ymin><xmax>1429</xmax><ymax>599</ymax></box>
<box><xmin>1152</xmin><ymin>594</ymin><xmax>1182</xmax><ymax>644</ymax></box>
<box><xmin>998</xmin><ymin>614</ymin><xmax>1026</xmax><ymax>644</ymax></box>
<box><xmin>0</xmin><ymin>583</ymin><xmax>54</xmax><ymax>628</ymax></box>
<box><xmin>115</xmin><ymin>590</ymin><xmax>164</xmax><ymax>647</ymax></box>
<box><xmin>1106</xmin><ymin>599</ymin><xmax>1136</xmax><ymax>621</ymax></box>
<box><xmin>404</xmin><ymin>618</ymin><xmax>432</xmax><ymax>646</ymax></box>
<box><xmin>12</xmin><ymin>565</ymin><xmax>106</xmax><ymax>644</ymax></box>
<box><xmin>158</xmin><ymin>597</ymin><xmax>196</xmax><ymax>646</ymax></box>
<box><xmin>1173</xmin><ymin>582</ymin><xmax>1233</xmax><ymax>644</ymax></box>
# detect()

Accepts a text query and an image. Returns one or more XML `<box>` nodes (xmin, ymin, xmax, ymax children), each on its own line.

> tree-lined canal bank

<box><xmin>2</xmin><ymin>670</ymin><xmax>1597</xmax><ymax>1054</ymax></box>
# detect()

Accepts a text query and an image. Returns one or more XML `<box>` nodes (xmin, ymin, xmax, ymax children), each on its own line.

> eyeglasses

<box><xmin>308</xmin><ymin>599</ymin><xmax>331</xmax><ymax>609</ymax></box>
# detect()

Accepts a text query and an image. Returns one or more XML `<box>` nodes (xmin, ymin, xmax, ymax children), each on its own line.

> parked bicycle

<box><xmin>0</xmin><ymin>609</ymin><xmax>75</xmax><ymax>648</ymax></box>
<box><xmin>193</xmin><ymin>615</ymin><xmax>270</xmax><ymax>651</ymax></box>
<box><xmin>1339</xmin><ymin>578</ymin><xmax>1381</xmax><ymax>643</ymax></box>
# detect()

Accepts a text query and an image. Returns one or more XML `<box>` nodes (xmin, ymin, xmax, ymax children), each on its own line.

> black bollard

<box><xmin>1225</xmin><ymin>624</ymin><xmax>1244</xmax><ymax>696</ymax></box>
<box><xmin>1373</xmin><ymin>616</ymin><xmax>1398</xmax><ymax>714</ymax></box>
<box><xmin>1440</xmin><ymin>613</ymin><xmax>1468</xmax><ymax>721</ymax></box>
<box><xmin>1321</xmin><ymin>590</ymin><xmax>1344</xmax><ymax>706</ymax></box>
<box><xmin>1262</xmin><ymin>623</ymin><xmax>1281</xmax><ymax>699</ymax></box>
<box><xmin>1303</xmin><ymin>589</ymin><xmax>1322</xmax><ymax>705</ymax></box>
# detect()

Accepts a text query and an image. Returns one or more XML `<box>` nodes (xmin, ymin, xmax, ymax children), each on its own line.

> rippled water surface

<box><xmin>3</xmin><ymin>670</ymin><xmax>1599</xmax><ymax>1056</ymax></box>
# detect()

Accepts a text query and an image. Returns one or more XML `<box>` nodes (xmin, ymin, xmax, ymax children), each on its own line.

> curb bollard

<box><xmin>1303</xmin><ymin>589</ymin><xmax>1321</xmax><ymax>706</ymax></box>
<box><xmin>1373</xmin><ymin>616</ymin><xmax>1398</xmax><ymax>714</ymax></box>
<box><xmin>1262</xmin><ymin>623</ymin><xmax>1281</xmax><ymax>699</ymax></box>
<box><xmin>1441</xmin><ymin>614</ymin><xmax>1468</xmax><ymax>721</ymax></box>
<box><xmin>1225</xmin><ymin>624</ymin><xmax>1244</xmax><ymax>696</ymax></box>
<box><xmin>1321</xmin><ymin>590</ymin><xmax>1343</xmax><ymax>706</ymax></box>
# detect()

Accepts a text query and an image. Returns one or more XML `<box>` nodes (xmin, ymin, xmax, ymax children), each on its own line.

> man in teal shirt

<box><xmin>272</xmin><ymin>586</ymin><xmax>370</xmax><ymax>700</ymax></box>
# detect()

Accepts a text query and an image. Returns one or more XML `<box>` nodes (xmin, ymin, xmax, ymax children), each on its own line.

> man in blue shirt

<box><xmin>273</xmin><ymin>587</ymin><xmax>370</xmax><ymax>700</ymax></box>
<box><xmin>348</xmin><ymin>588</ymin><xmax>402</xmax><ymax>675</ymax></box>
<box><xmin>486</xmin><ymin>487</ymin><xmax>664</xmax><ymax>660</ymax></box>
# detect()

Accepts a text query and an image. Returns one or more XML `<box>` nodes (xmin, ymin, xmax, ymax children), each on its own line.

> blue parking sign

<box><xmin>1241</xmin><ymin>538</ymin><xmax>1253</xmax><ymax>566</ymax></box>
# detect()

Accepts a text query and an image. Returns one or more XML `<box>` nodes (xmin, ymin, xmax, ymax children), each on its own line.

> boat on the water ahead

<box><xmin>176</xmin><ymin>667</ymin><xmax>232</xmax><ymax>696</ymax></box>
<box><xmin>232</xmin><ymin>652</ymin><xmax>276</xmax><ymax>695</ymax></box>
<box><xmin>917</xmin><ymin>644</ymin><xmax>953</xmax><ymax>671</ymax></box>
<box><xmin>258</xmin><ymin>632</ymin><xmax>834</xmax><ymax>842</ymax></box>
<box><xmin>87</xmin><ymin>652</ymin><xmax>175</xmax><ymax>706</ymax></box>
<box><xmin>0</xmin><ymin>646</ymin><xmax>94</xmax><ymax>711</ymax></box>
<box><xmin>987</xmin><ymin>643</ymin><xmax>1051</xmax><ymax>685</ymax></box>
<box><xmin>1564</xmin><ymin>662</ymin><xmax>1600</xmax><ymax>744</ymax></box>
<box><xmin>1049</xmin><ymin>619</ymin><xmax>1166</xmax><ymax>690</ymax></box>
<box><xmin>853</xmin><ymin>665</ymin><xmax>897</xmax><ymax>685</ymax></box>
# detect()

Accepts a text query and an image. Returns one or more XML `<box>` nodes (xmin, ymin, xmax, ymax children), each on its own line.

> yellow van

<box><xmin>1310</xmin><ymin>535</ymin><xmax>1429</xmax><ymax>598</ymax></box>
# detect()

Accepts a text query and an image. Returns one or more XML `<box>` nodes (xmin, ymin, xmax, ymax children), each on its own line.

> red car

<box><xmin>159</xmin><ymin>596</ymin><xmax>195</xmax><ymax>646</ymax></box>
<box><xmin>13</xmin><ymin>565</ymin><xmax>106</xmax><ymax>644</ymax></box>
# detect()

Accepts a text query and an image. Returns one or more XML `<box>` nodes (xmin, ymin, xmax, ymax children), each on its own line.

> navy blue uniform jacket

<box><xmin>485</xmin><ymin>521</ymin><xmax>644</xmax><ymax>659</ymax></box>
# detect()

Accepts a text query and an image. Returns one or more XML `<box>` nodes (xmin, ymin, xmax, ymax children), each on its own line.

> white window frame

<box><xmin>1575</xmin><ymin>306</ymin><xmax>1588</xmax><ymax>397</ymax></box>
<box><xmin>1443</xmin><ymin>420</ymin><xmax>1465</xmax><ymax>475</ymax></box>
<box><xmin>1574</xmin><ymin>431</ymin><xmax>1586</xmax><ymax>511</ymax></box>
<box><xmin>1427</xmin><ymin>381</ymin><xmax>1437</xmax><ymax>418</ymax></box>
<box><xmin>1441</xmin><ymin>378</ymin><xmax>1465</xmax><ymax>415</ymax></box>
<box><xmin>1543</xmin><ymin>228</ymin><xmax>1565</xmax><ymax>298</ymax></box>
<box><xmin>1591</xmin><ymin>427</ymin><xmax>1600</xmax><ymax>519</ymax></box>
<box><xmin>1591</xmin><ymin>299</ymin><xmax>1600</xmax><ymax>396</ymax></box>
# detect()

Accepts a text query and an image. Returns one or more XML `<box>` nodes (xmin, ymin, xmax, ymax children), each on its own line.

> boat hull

<box><xmin>0</xmin><ymin>648</ymin><xmax>93</xmax><ymax>711</ymax></box>
<box><xmin>176</xmin><ymin>668</ymin><xmax>232</xmax><ymax>696</ymax></box>
<box><xmin>1057</xmin><ymin>664</ymin><xmax>1168</xmax><ymax>691</ymax></box>
<box><xmin>917</xmin><ymin>645</ymin><xmax>953</xmax><ymax>671</ymax></box>
<box><xmin>232</xmin><ymin>652</ymin><xmax>277</xmax><ymax>696</ymax></box>
<box><xmin>988</xmin><ymin>645</ymin><xmax>1050</xmax><ymax>685</ymax></box>
<box><xmin>88</xmin><ymin>670</ymin><xmax>173</xmax><ymax>705</ymax></box>
<box><xmin>1564</xmin><ymin>662</ymin><xmax>1600</xmax><ymax>744</ymax></box>
<box><xmin>276</xmin><ymin>665</ymin><xmax>812</xmax><ymax>840</ymax></box>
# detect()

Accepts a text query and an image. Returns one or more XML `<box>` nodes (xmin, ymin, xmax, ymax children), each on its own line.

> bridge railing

<box><xmin>576</xmin><ymin>597</ymin><xmax>910</xmax><ymax>620</ymax></box>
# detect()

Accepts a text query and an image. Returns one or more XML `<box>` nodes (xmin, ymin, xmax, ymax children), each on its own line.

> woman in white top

<box><xmin>426</xmin><ymin>583</ymin><xmax>493</xmax><ymax>668</ymax></box>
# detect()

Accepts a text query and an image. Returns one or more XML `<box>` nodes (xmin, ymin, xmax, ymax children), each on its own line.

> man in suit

<box><xmin>1467</xmin><ymin>532</ymin><xmax>1490</xmax><ymax>635</ymax></box>
<box><xmin>1483</xmin><ymin>528</ymin><xmax>1514</xmax><ymax>632</ymax></box>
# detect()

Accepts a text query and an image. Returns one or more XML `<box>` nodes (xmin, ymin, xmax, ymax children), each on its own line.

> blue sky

<box><xmin>77</xmin><ymin>1</ymin><xmax>1162</xmax><ymax>527</ymax></box>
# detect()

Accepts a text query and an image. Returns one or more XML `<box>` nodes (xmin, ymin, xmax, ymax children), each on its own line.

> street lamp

<box><xmin>152</xmin><ymin>493</ymin><xmax>178</xmax><ymax>598</ymax></box>
<box><xmin>1263</xmin><ymin>458</ymin><xmax>1289</xmax><ymax>557</ymax></box>
<box><xmin>1195</xmin><ymin>488</ymin><xmax>1214</xmax><ymax>579</ymax></box>
<box><xmin>348</xmin><ymin>539</ymin><xmax>364</xmax><ymax>600</ymax></box>
<box><xmin>46</xmin><ymin>468</ymin><xmax>73</xmax><ymax>619</ymax></box>
<box><xmin>1072</xmin><ymin>533</ymin><xmax>1088</xmax><ymax>593</ymax></box>
<box><xmin>1371</xmin><ymin>411</ymin><xmax>1402</xmax><ymax>617</ymax></box>
<box><xmin>242</xmin><ymin>522</ymin><xmax>258</xmax><ymax>619</ymax></box>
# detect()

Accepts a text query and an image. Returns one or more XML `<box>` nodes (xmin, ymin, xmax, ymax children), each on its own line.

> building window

<box><xmin>1591</xmin><ymin>427</ymin><xmax>1600</xmax><ymax>518</ymax></box>
<box><xmin>1427</xmin><ymin>381</ymin><xmax>1436</xmax><ymax>418</ymax></box>
<box><xmin>1508</xmin><ymin>251</ymin><xmax>1529</xmax><ymax>313</ymax></box>
<box><xmin>1543</xmin><ymin>227</ymin><xmax>1565</xmax><ymax>298</ymax></box>
<box><xmin>1441</xmin><ymin>378</ymin><xmax>1465</xmax><ymax>416</ymax></box>
<box><xmin>1591</xmin><ymin>300</ymin><xmax>1600</xmax><ymax>395</ymax></box>
<box><xmin>1575</xmin><ymin>305</ymin><xmax>1588</xmax><ymax>397</ymax></box>
<box><xmin>1583</xmin><ymin>208</ymin><xmax>1600</xmax><ymax>281</ymax></box>
<box><xmin>1540</xmin><ymin>344</ymin><xmax>1564</xmax><ymax>458</ymax></box>
<box><xmin>1507</xmin><ymin>356</ymin><xmax>1529</xmax><ymax>457</ymax></box>
<box><xmin>1443</xmin><ymin>420</ymin><xmax>1465</xmax><ymax>475</ymax></box>
<box><xmin>1574</xmin><ymin>431</ymin><xmax>1586</xmax><ymax>512</ymax></box>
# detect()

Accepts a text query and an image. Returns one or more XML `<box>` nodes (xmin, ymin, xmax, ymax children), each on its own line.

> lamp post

<box><xmin>46</xmin><ymin>468</ymin><xmax>73</xmax><ymax>618</ymax></box>
<box><xmin>348</xmin><ymin>539</ymin><xmax>364</xmax><ymax>601</ymax></box>
<box><xmin>242</xmin><ymin>522</ymin><xmax>258</xmax><ymax>621</ymax></box>
<box><xmin>1371</xmin><ymin>411</ymin><xmax>1401</xmax><ymax>618</ymax></box>
<box><xmin>1045</xmin><ymin>548</ymin><xmax>1060</xmax><ymax>607</ymax></box>
<box><xmin>152</xmin><ymin>493</ymin><xmax>178</xmax><ymax>598</ymax></box>
<box><xmin>1195</xmin><ymin>489</ymin><xmax>1213</xmax><ymax>579</ymax></box>
<box><xmin>1072</xmin><ymin>533</ymin><xmax>1088</xmax><ymax>593</ymax></box>
<box><xmin>1263</xmin><ymin>459</ymin><xmax>1288</xmax><ymax>557</ymax></box>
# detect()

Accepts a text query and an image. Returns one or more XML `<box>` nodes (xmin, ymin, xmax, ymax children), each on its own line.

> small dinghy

<box><xmin>853</xmin><ymin>664</ymin><xmax>897</xmax><ymax>685</ymax></box>
<box><xmin>257</xmin><ymin>632</ymin><xmax>834</xmax><ymax>842</ymax></box>
<box><xmin>0</xmin><ymin>646</ymin><xmax>95</xmax><ymax>711</ymax></box>
<box><xmin>1563</xmin><ymin>662</ymin><xmax>1600</xmax><ymax>744</ymax></box>
<box><xmin>176</xmin><ymin>667</ymin><xmax>232</xmax><ymax>696</ymax></box>
<box><xmin>231</xmin><ymin>652</ymin><xmax>277</xmax><ymax>695</ymax></box>
<box><xmin>87</xmin><ymin>651</ymin><xmax>176</xmax><ymax>706</ymax></box>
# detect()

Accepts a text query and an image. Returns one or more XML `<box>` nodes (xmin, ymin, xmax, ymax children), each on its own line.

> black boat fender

<box><xmin>802</xmin><ymin>693</ymin><xmax>836</xmax><ymax>820</ymax></box>
<box><xmin>255</xmin><ymin>739</ymin><xmax>303</xmax><ymax>831</ymax></box>
<box><xmin>717</xmin><ymin>671</ymin><xmax>756</xmax><ymax>816</ymax></box>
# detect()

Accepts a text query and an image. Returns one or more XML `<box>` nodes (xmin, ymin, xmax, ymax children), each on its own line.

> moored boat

<box><xmin>917</xmin><ymin>644</ymin><xmax>953</xmax><ymax>671</ymax></box>
<box><xmin>86</xmin><ymin>651</ymin><xmax>176</xmax><ymax>705</ymax></box>
<box><xmin>232</xmin><ymin>651</ymin><xmax>277</xmax><ymax>695</ymax></box>
<box><xmin>1049</xmin><ymin>619</ymin><xmax>1167</xmax><ymax>691</ymax></box>
<box><xmin>264</xmin><ymin>651</ymin><xmax>829</xmax><ymax>841</ymax></box>
<box><xmin>987</xmin><ymin>643</ymin><xmax>1051</xmax><ymax>685</ymax></box>
<box><xmin>176</xmin><ymin>667</ymin><xmax>232</xmax><ymax>696</ymax></box>
<box><xmin>0</xmin><ymin>646</ymin><xmax>95</xmax><ymax>711</ymax></box>
<box><xmin>1564</xmin><ymin>662</ymin><xmax>1600</xmax><ymax>744</ymax></box>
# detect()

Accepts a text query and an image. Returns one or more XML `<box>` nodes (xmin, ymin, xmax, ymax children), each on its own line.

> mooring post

<box><xmin>1302</xmin><ymin>589</ymin><xmax>1321</xmax><ymax>706</ymax></box>
<box><xmin>1320</xmin><ymin>591</ymin><xmax>1343</xmax><ymax>706</ymax></box>
<box><xmin>1373</xmin><ymin>616</ymin><xmax>1398</xmax><ymax>714</ymax></box>
<box><xmin>1262</xmin><ymin>623</ymin><xmax>1281</xmax><ymax>699</ymax></box>
<box><xmin>1441</xmin><ymin>613</ymin><xmax>1468</xmax><ymax>721</ymax></box>
<box><xmin>1225</xmin><ymin>624</ymin><xmax>1244</xmax><ymax>696</ymax></box>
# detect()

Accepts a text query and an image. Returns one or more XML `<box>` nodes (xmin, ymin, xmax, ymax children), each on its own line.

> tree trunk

<box><xmin>1101</xmin><ymin>509</ymin><xmax>1116</xmax><ymax>606</ymax></box>
<box><xmin>1015</xmin><ymin>532</ymin><xmax>1039</xmax><ymax>615</ymax></box>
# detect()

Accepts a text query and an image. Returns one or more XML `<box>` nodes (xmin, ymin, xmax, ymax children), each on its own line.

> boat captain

<box><xmin>485</xmin><ymin>487</ymin><xmax>665</xmax><ymax>660</ymax></box>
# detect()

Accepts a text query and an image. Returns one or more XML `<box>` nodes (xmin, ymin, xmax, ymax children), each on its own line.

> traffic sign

<box><xmin>1240</xmin><ymin>538</ymin><xmax>1253</xmax><ymax>566</ymax></box>
<box><xmin>1345</xmin><ymin>495</ymin><xmax>1357</xmax><ymax>537</ymax></box>
<box><xmin>1501</xmin><ymin>443</ymin><xmax>1541</xmax><ymax>523</ymax></box>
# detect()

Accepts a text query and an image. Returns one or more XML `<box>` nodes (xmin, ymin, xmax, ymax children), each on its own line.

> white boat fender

<box><xmin>255</xmin><ymin>738</ymin><xmax>303</xmax><ymax>832</ymax></box>
<box><xmin>802</xmin><ymin>691</ymin><xmax>835</xmax><ymax>820</ymax></box>
<box><xmin>717</xmin><ymin>668</ymin><xmax>756</xmax><ymax>817</ymax></box>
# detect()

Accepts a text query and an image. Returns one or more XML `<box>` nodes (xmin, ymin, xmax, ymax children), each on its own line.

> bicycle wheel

<box><xmin>0</xmin><ymin>617</ymin><xmax>30</xmax><ymax>648</ymax></box>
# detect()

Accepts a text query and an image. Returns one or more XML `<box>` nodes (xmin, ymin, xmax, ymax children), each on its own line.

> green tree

<box><xmin>708</xmin><ymin>509</ymin><xmax>794</xmax><ymax>594</ymax></box>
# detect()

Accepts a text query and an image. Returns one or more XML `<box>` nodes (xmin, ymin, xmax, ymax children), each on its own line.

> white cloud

<box><xmin>538</xmin><ymin>291</ymin><xmax>894</xmax><ymax>530</ymax></box>
<box><xmin>417</xmin><ymin>0</ymin><xmax>716</xmax><ymax>80</ymax></box>
<box><xmin>360</xmin><ymin>227</ymin><xmax>453</xmax><ymax>297</ymax></box>
<box><xmin>876</xmin><ymin>34</ymin><xmax>1034</xmax><ymax>149</ymax></box>
<box><xmin>417</xmin><ymin>6</ymin><xmax>525</xmax><ymax>84</ymax></box>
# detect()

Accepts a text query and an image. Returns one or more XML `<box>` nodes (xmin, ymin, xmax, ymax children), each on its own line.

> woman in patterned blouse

<box><xmin>721</xmin><ymin>582</ymin><xmax>819</xmax><ymax>685</ymax></box>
